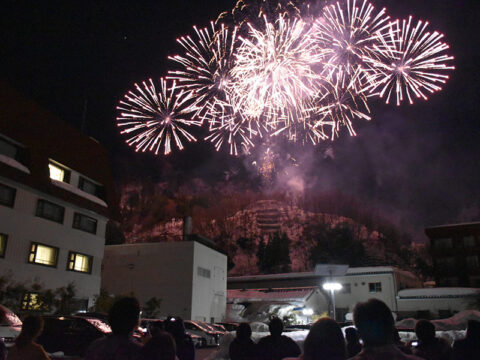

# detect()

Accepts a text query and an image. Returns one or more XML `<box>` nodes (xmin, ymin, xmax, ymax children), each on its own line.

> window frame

<box><xmin>0</xmin><ymin>183</ymin><xmax>16</xmax><ymax>208</ymax></box>
<box><xmin>48</xmin><ymin>161</ymin><xmax>71</xmax><ymax>183</ymax></box>
<box><xmin>67</xmin><ymin>251</ymin><xmax>93</xmax><ymax>274</ymax></box>
<box><xmin>197</xmin><ymin>266</ymin><xmax>211</xmax><ymax>278</ymax></box>
<box><xmin>78</xmin><ymin>176</ymin><xmax>104</xmax><ymax>199</ymax></box>
<box><xmin>0</xmin><ymin>233</ymin><xmax>7</xmax><ymax>258</ymax></box>
<box><xmin>0</xmin><ymin>135</ymin><xmax>22</xmax><ymax>162</ymax></box>
<box><xmin>368</xmin><ymin>282</ymin><xmax>382</xmax><ymax>293</ymax></box>
<box><xmin>28</xmin><ymin>242</ymin><xmax>59</xmax><ymax>268</ymax></box>
<box><xmin>72</xmin><ymin>212</ymin><xmax>97</xmax><ymax>234</ymax></box>
<box><xmin>36</xmin><ymin>199</ymin><xmax>65</xmax><ymax>224</ymax></box>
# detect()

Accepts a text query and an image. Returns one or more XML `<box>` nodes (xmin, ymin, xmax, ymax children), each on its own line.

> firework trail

<box><xmin>363</xmin><ymin>16</ymin><xmax>455</xmax><ymax>105</ymax></box>
<box><xmin>116</xmin><ymin>78</ymin><xmax>201</xmax><ymax>155</ymax></box>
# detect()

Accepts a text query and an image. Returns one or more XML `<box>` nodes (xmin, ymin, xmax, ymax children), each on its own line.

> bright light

<box><xmin>303</xmin><ymin>308</ymin><xmax>314</xmax><ymax>316</ymax></box>
<box><xmin>48</xmin><ymin>163</ymin><xmax>65</xmax><ymax>182</ymax></box>
<box><xmin>323</xmin><ymin>282</ymin><xmax>342</xmax><ymax>291</ymax></box>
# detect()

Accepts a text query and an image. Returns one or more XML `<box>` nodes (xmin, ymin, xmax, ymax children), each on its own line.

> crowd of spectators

<box><xmin>2</xmin><ymin>297</ymin><xmax>479</xmax><ymax>360</ymax></box>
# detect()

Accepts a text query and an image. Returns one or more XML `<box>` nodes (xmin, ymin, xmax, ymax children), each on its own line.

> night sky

<box><xmin>2</xmin><ymin>0</ymin><xmax>479</xmax><ymax>240</ymax></box>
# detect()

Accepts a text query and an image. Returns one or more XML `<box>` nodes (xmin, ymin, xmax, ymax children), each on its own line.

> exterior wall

<box><xmin>333</xmin><ymin>271</ymin><xmax>398</xmax><ymax>313</ymax></box>
<box><xmin>102</xmin><ymin>242</ymin><xmax>195</xmax><ymax>320</ymax></box>
<box><xmin>397</xmin><ymin>297</ymin><xmax>473</xmax><ymax>318</ymax></box>
<box><xmin>191</xmin><ymin>242</ymin><xmax>227</xmax><ymax>322</ymax></box>
<box><xmin>425</xmin><ymin>223</ymin><xmax>480</xmax><ymax>287</ymax></box>
<box><xmin>0</xmin><ymin>176</ymin><xmax>107</xmax><ymax>307</ymax></box>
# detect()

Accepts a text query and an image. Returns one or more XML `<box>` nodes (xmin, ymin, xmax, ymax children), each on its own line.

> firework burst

<box><xmin>116</xmin><ymin>78</ymin><xmax>201</xmax><ymax>155</ymax></box>
<box><xmin>314</xmin><ymin>0</ymin><xmax>390</xmax><ymax>81</ymax></box>
<box><xmin>116</xmin><ymin>0</ymin><xmax>454</xmax><ymax>158</ymax></box>
<box><xmin>231</xmin><ymin>14</ymin><xmax>323</xmax><ymax>128</ymax></box>
<box><xmin>363</xmin><ymin>16</ymin><xmax>455</xmax><ymax>105</ymax></box>
<box><xmin>168</xmin><ymin>22</ymin><xmax>238</xmax><ymax>117</ymax></box>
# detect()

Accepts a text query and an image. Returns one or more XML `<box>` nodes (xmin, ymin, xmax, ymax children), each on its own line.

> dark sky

<box><xmin>2</xmin><ymin>0</ymin><xmax>479</xmax><ymax>240</ymax></box>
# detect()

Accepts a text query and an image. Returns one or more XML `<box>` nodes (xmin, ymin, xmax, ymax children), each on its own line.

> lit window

<box><xmin>368</xmin><ymin>282</ymin><xmax>382</xmax><ymax>293</ymax></box>
<box><xmin>48</xmin><ymin>162</ymin><xmax>70</xmax><ymax>183</ymax></box>
<box><xmin>36</xmin><ymin>199</ymin><xmax>65</xmax><ymax>223</ymax></box>
<box><xmin>73</xmin><ymin>213</ymin><xmax>97</xmax><ymax>234</ymax></box>
<box><xmin>79</xmin><ymin>177</ymin><xmax>103</xmax><ymax>198</ymax></box>
<box><xmin>21</xmin><ymin>292</ymin><xmax>48</xmax><ymax>311</ymax></box>
<box><xmin>0</xmin><ymin>233</ymin><xmax>7</xmax><ymax>258</ymax></box>
<box><xmin>0</xmin><ymin>183</ymin><xmax>16</xmax><ymax>208</ymax></box>
<box><xmin>28</xmin><ymin>243</ymin><xmax>58</xmax><ymax>267</ymax></box>
<box><xmin>197</xmin><ymin>267</ymin><xmax>211</xmax><ymax>278</ymax></box>
<box><xmin>67</xmin><ymin>252</ymin><xmax>93</xmax><ymax>273</ymax></box>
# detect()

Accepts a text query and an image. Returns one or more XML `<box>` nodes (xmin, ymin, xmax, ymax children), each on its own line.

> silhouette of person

<box><xmin>348</xmin><ymin>299</ymin><xmax>423</xmax><ymax>360</ymax></box>
<box><xmin>412</xmin><ymin>319</ymin><xmax>452</xmax><ymax>360</ymax></box>
<box><xmin>452</xmin><ymin>319</ymin><xmax>480</xmax><ymax>360</ymax></box>
<box><xmin>85</xmin><ymin>297</ymin><xmax>142</xmax><ymax>360</ymax></box>
<box><xmin>302</xmin><ymin>317</ymin><xmax>346</xmax><ymax>360</ymax></box>
<box><xmin>6</xmin><ymin>315</ymin><xmax>49</xmax><ymax>360</ymax></box>
<box><xmin>164</xmin><ymin>317</ymin><xmax>195</xmax><ymax>360</ymax></box>
<box><xmin>141</xmin><ymin>331</ymin><xmax>177</xmax><ymax>360</ymax></box>
<box><xmin>345</xmin><ymin>327</ymin><xmax>362</xmax><ymax>358</ymax></box>
<box><xmin>257</xmin><ymin>317</ymin><xmax>300</xmax><ymax>360</ymax></box>
<box><xmin>229</xmin><ymin>322</ymin><xmax>258</xmax><ymax>360</ymax></box>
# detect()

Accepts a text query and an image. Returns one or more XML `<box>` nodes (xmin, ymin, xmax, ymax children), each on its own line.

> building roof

<box><xmin>227</xmin><ymin>288</ymin><xmax>315</xmax><ymax>302</ymax></box>
<box><xmin>228</xmin><ymin>266</ymin><xmax>400</xmax><ymax>283</ymax></box>
<box><xmin>425</xmin><ymin>222</ymin><xmax>480</xmax><ymax>237</ymax></box>
<box><xmin>0</xmin><ymin>82</ymin><xmax>118</xmax><ymax>219</ymax></box>
<box><xmin>398</xmin><ymin>287</ymin><xmax>480</xmax><ymax>299</ymax></box>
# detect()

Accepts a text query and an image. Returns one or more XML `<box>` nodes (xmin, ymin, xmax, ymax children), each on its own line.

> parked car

<box><xmin>37</xmin><ymin>315</ymin><xmax>111</xmax><ymax>356</ymax></box>
<box><xmin>184</xmin><ymin>320</ymin><xmax>219</xmax><ymax>346</ymax></box>
<box><xmin>0</xmin><ymin>305</ymin><xmax>22</xmax><ymax>347</ymax></box>
<box><xmin>216</xmin><ymin>322</ymin><xmax>239</xmax><ymax>332</ymax></box>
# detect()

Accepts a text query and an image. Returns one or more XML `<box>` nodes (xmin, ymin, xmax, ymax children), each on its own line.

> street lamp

<box><xmin>323</xmin><ymin>282</ymin><xmax>342</xmax><ymax>321</ymax></box>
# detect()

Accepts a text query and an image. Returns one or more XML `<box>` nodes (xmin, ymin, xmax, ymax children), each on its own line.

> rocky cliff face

<box><xmin>118</xmin><ymin>181</ymin><xmax>410</xmax><ymax>275</ymax></box>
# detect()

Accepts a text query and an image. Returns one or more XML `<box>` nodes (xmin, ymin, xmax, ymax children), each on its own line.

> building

<box><xmin>101</xmin><ymin>236</ymin><xmax>228</xmax><ymax>322</ymax></box>
<box><xmin>425</xmin><ymin>222</ymin><xmax>480</xmax><ymax>287</ymax></box>
<box><xmin>227</xmin><ymin>266</ymin><xmax>422</xmax><ymax>322</ymax></box>
<box><xmin>0</xmin><ymin>83</ymin><xmax>117</xmax><ymax>311</ymax></box>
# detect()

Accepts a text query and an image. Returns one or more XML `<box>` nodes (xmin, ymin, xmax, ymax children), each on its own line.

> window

<box><xmin>0</xmin><ymin>183</ymin><xmax>16</xmax><ymax>208</ymax></box>
<box><xmin>436</xmin><ymin>257</ymin><xmax>456</xmax><ymax>272</ymax></box>
<box><xmin>73</xmin><ymin>213</ymin><xmax>97</xmax><ymax>234</ymax></box>
<box><xmin>78</xmin><ymin>177</ymin><xmax>104</xmax><ymax>198</ymax></box>
<box><xmin>466</xmin><ymin>256</ymin><xmax>479</xmax><ymax>270</ymax></box>
<box><xmin>463</xmin><ymin>236</ymin><xmax>476</xmax><ymax>248</ymax></box>
<box><xmin>197</xmin><ymin>266</ymin><xmax>211</xmax><ymax>278</ymax></box>
<box><xmin>36</xmin><ymin>199</ymin><xmax>65</xmax><ymax>223</ymax></box>
<box><xmin>48</xmin><ymin>161</ymin><xmax>70</xmax><ymax>183</ymax></box>
<box><xmin>28</xmin><ymin>243</ymin><xmax>58</xmax><ymax>267</ymax></box>
<box><xmin>0</xmin><ymin>136</ymin><xmax>21</xmax><ymax>160</ymax></box>
<box><xmin>21</xmin><ymin>292</ymin><xmax>48</xmax><ymax>311</ymax></box>
<box><xmin>341</xmin><ymin>283</ymin><xmax>351</xmax><ymax>294</ymax></box>
<box><xmin>67</xmin><ymin>252</ymin><xmax>93</xmax><ymax>273</ymax></box>
<box><xmin>435</xmin><ymin>238</ymin><xmax>452</xmax><ymax>250</ymax></box>
<box><xmin>0</xmin><ymin>233</ymin><xmax>7</xmax><ymax>258</ymax></box>
<box><xmin>368</xmin><ymin>282</ymin><xmax>382</xmax><ymax>293</ymax></box>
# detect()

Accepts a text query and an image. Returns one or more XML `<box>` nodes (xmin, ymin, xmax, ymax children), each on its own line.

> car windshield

<box><xmin>84</xmin><ymin>318</ymin><xmax>112</xmax><ymax>333</ymax></box>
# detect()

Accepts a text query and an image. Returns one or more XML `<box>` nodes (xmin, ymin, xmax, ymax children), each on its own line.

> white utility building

<box><xmin>102</xmin><ymin>238</ymin><xmax>228</xmax><ymax>322</ymax></box>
